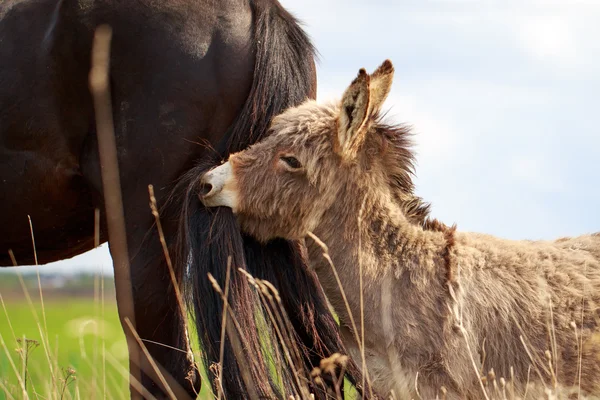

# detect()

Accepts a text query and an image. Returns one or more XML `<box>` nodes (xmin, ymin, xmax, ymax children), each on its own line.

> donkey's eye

<box><xmin>280</xmin><ymin>155</ymin><xmax>302</xmax><ymax>169</ymax></box>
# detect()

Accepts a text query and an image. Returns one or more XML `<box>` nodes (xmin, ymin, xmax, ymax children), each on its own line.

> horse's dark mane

<box><xmin>373</xmin><ymin>117</ymin><xmax>448</xmax><ymax>232</ymax></box>
<box><xmin>175</xmin><ymin>1</ymin><xmax>373</xmax><ymax>398</ymax></box>
<box><xmin>226</xmin><ymin>0</ymin><xmax>317</xmax><ymax>154</ymax></box>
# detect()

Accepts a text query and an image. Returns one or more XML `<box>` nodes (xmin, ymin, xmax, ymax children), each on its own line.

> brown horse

<box><xmin>200</xmin><ymin>60</ymin><xmax>600</xmax><ymax>399</ymax></box>
<box><xmin>0</xmin><ymin>0</ymin><xmax>370</xmax><ymax>398</ymax></box>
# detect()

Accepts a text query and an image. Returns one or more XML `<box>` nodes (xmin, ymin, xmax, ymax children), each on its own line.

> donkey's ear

<box><xmin>337</xmin><ymin>68</ymin><xmax>371</xmax><ymax>159</ymax></box>
<box><xmin>368</xmin><ymin>59</ymin><xmax>394</xmax><ymax>115</ymax></box>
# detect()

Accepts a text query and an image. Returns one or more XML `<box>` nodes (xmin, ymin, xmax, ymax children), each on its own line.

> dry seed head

<box><xmin>321</xmin><ymin>359</ymin><xmax>337</xmax><ymax>375</ymax></box>
<box><xmin>16</xmin><ymin>338</ymin><xmax>39</xmax><ymax>346</ymax></box>
<box><xmin>185</xmin><ymin>368</ymin><xmax>196</xmax><ymax>382</ymax></box>
<box><xmin>259</xmin><ymin>283</ymin><xmax>274</xmax><ymax>301</ymax></box>
<box><xmin>319</xmin><ymin>352</ymin><xmax>346</xmax><ymax>374</ymax></box>
<box><xmin>262</xmin><ymin>280</ymin><xmax>282</xmax><ymax>303</ymax></box>
<box><xmin>238</xmin><ymin>269</ymin><xmax>258</xmax><ymax>288</ymax></box>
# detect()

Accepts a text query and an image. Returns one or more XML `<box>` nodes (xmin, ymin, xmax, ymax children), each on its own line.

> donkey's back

<box><xmin>456</xmin><ymin>231</ymin><xmax>600</xmax><ymax>395</ymax></box>
<box><xmin>556</xmin><ymin>232</ymin><xmax>600</xmax><ymax>261</ymax></box>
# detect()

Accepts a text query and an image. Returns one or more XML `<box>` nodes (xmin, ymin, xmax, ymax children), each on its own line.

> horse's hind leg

<box><xmin>125</xmin><ymin>213</ymin><xmax>201</xmax><ymax>398</ymax></box>
<box><xmin>80</xmin><ymin>139</ymin><xmax>200</xmax><ymax>399</ymax></box>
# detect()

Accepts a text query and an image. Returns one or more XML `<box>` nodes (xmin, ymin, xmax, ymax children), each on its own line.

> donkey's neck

<box><xmin>305</xmin><ymin>185</ymin><xmax>456</xmax><ymax>393</ymax></box>
<box><xmin>307</xmin><ymin>185</ymin><xmax>452</xmax><ymax>334</ymax></box>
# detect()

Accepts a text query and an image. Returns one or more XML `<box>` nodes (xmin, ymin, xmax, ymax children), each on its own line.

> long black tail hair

<box><xmin>176</xmin><ymin>0</ymin><xmax>375</xmax><ymax>398</ymax></box>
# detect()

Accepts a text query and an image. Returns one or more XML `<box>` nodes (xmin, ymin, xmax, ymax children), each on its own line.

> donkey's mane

<box><xmin>372</xmin><ymin>117</ymin><xmax>448</xmax><ymax>232</ymax></box>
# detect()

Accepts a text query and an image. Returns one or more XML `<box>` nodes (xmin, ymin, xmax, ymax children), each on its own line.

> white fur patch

<box><xmin>201</xmin><ymin>162</ymin><xmax>239</xmax><ymax>212</ymax></box>
<box><xmin>380</xmin><ymin>278</ymin><xmax>417</xmax><ymax>398</ymax></box>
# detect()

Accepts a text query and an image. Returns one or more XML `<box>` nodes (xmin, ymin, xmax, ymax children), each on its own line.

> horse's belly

<box><xmin>0</xmin><ymin>146</ymin><xmax>97</xmax><ymax>265</ymax></box>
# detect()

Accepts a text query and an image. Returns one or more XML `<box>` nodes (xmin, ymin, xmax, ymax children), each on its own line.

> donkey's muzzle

<box><xmin>199</xmin><ymin>177</ymin><xmax>222</xmax><ymax>200</ymax></box>
<box><xmin>199</xmin><ymin>170</ymin><xmax>223</xmax><ymax>201</ymax></box>
<box><xmin>199</xmin><ymin>162</ymin><xmax>238</xmax><ymax>210</ymax></box>
<box><xmin>198</xmin><ymin>181</ymin><xmax>213</xmax><ymax>197</ymax></box>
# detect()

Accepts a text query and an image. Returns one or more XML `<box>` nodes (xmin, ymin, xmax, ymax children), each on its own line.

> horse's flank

<box><xmin>200</xmin><ymin>60</ymin><xmax>600</xmax><ymax>398</ymax></box>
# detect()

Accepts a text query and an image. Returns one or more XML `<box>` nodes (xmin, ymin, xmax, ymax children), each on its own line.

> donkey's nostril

<box><xmin>199</xmin><ymin>182</ymin><xmax>213</xmax><ymax>197</ymax></box>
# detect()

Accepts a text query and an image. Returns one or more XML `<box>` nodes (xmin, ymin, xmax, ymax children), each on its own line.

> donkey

<box><xmin>200</xmin><ymin>60</ymin><xmax>600</xmax><ymax>398</ymax></box>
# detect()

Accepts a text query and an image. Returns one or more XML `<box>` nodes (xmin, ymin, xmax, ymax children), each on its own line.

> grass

<box><xmin>0</xmin><ymin>271</ymin><xmax>352</xmax><ymax>400</ymax></box>
<box><xmin>0</xmin><ymin>296</ymin><xmax>127</xmax><ymax>399</ymax></box>
<box><xmin>0</xmin><ymin>270</ymin><xmax>136</xmax><ymax>400</ymax></box>
<box><xmin>0</xmin><ymin>274</ymin><xmax>218</xmax><ymax>400</ymax></box>
<box><xmin>1</xmin><ymin>270</ymin><xmax>340</xmax><ymax>400</ymax></box>
<box><xmin>2</xmin><ymin>264</ymin><xmax>594</xmax><ymax>400</ymax></box>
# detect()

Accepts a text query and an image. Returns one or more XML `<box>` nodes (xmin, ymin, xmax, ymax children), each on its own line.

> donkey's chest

<box><xmin>333</xmin><ymin>277</ymin><xmax>422</xmax><ymax>398</ymax></box>
<box><xmin>340</xmin><ymin>325</ymin><xmax>418</xmax><ymax>399</ymax></box>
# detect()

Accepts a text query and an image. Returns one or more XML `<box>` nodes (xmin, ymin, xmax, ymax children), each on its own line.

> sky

<box><xmin>4</xmin><ymin>0</ymin><xmax>599</xmax><ymax>275</ymax></box>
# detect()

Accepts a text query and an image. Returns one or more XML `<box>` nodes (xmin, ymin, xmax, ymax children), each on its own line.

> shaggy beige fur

<box><xmin>200</xmin><ymin>60</ymin><xmax>600</xmax><ymax>399</ymax></box>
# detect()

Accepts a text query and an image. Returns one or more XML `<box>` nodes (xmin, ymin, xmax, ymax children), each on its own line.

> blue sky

<box><xmin>7</xmin><ymin>0</ymin><xmax>599</xmax><ymax>275</ymax></box>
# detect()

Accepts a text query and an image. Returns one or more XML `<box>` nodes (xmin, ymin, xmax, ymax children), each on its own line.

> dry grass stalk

<box><xmin>89</xmin><ymin>24</ymin><xmax>141</xmax><ymax>398</ymax></box>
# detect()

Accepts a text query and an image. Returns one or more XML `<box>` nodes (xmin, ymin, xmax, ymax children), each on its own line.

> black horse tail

<box><xmin>178</xmin><ymin>0</ymin><xmax>376</xmax><ymax>398</ymax></box>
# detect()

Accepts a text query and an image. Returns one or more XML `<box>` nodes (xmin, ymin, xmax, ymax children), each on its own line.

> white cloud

<box><xmin>518</xmin><ymin>16</ymin><xmax>575</xmax><ymax>62</ymax></box>
<box><xmin>384</xmin><ymin>93</ymin><xmax>460</xmax><ymax>165</ymax></box>
<box><xmin>509</xmin><ymin>155</ymin><xmax>565</xmax><ymax>193</ymax></box>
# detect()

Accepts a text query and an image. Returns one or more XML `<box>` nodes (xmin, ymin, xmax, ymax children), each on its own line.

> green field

<box><xmin>1</xmin><ymin>298</ymin><xmax>128</xmax><ymax>399</ymax></box>
<box><xmin>0</xmin><ymin>274</ymin><xmax>129</xmax><ymax>400</ymax></box>
<box><xmin>0</xmin><ymin>273</ymin><xmax>214</xmax><ymax>400</ymax></box>
<box><xmin>0</xmin><ymin>273</ymin><xmax>351</xmax><ymax>400</ymax></box>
